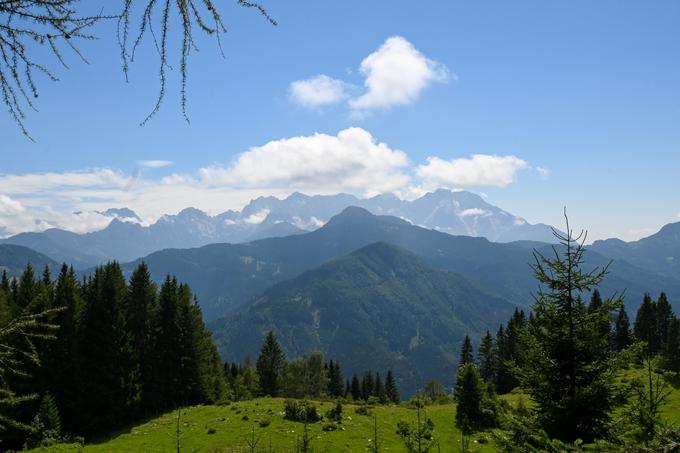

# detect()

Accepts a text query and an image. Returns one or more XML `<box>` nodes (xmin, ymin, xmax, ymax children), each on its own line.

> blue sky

<box><xmin>1</xmin><ymin>0</ymin><xmax>679</xmax><ymax>240</ymax></box>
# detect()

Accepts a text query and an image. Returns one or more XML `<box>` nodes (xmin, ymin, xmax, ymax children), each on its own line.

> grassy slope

<box><xmin>30</xmin><ymin>397</ymin><xmax>524</xmax><ymax>452</ymax></box>
<box><xmin>28</xmin><ymin>377</ymin><xmax>680</xmax><ymax>452</ymax></box>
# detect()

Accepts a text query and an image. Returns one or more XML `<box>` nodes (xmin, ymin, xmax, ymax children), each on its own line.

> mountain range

<box><xmin>0</xmin><ymin>190</ymin><xmax>557</xmax><ymax>268</ymax></box>
<box><xmin>120</xmin><ymin>207</ymin><xmax>680</xmax><ymax>322</ymax></box>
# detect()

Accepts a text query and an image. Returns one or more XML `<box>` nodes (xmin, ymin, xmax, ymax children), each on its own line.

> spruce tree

<box><xmin>361</xmin><ymin>371</ymin><xmax>374</xmax><ymax>400</ymax></box>
<box><xmin>665</xmin><ymin>318</ymin><xmax>680</xmax><ymax>375</ymax></box>
<box><xmin>613</xmin><ymin>304</ymin><xmax>632</xmax><ymax>352</ymax></box>
<box><xmin>384</xmin><ymin>370</ymin><xmax>400</xmax><ymax>404</ymax></box>
<box><xmin>477</xmin><ymin>330</ymin><xmax>495</xmax><ymax>383</ymax></box>
<box><xmin>454</xmin><ymin>363</ymin><xmax>486</xmax><ymax>434</ymax></box>
<box><xmin>374</xmin><ymin>372</ymin><xmax>385</xmax><ymax>403</ymax></box>
<box><xmin>518</xmin><ymin>216</ymin><xmax>621</xmax><ymax>442</ymax></box>
<box><xmin>351</xmin><ymin>374</ymin><xmax>361</xmax><ymax>401</ymax></box>
<box><xmin>634</xmin><ymin>294</ymin><xmax>659</xmax><ymax>355</ymax></box>
<box><xmin>588</xmin><ymin>289</ymin><xmax>612</xmax><ymax>340</ymax></box>
<box><xmin>256</xmin><ymin>331</ymin><xmax>287</xmax><ymax>397</ymax></box>
<box><xmin>459</xmin><ymin>334</ymin><xmax>474</xmax><ymax>368</ymax></box>
<box><xmin>327</xmin><ymin>360</ymin><xmax>344</xmax><ymax>398</ymax></box>
<box><xmin>656</xmin><ymin>293</ymin><xmax>674</xmax><ymax>351</ymax></box>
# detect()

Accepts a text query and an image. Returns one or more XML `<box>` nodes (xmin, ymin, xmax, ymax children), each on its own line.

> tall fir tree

<box><xmin>656</xmin><ymin>293</ymin><xmax>674</xmax><ymax>351</ymax></box>
<box><xmin>384</xmin><ymin>370</ymin><xmax>400</xmax><ymax>404</ymax></box>
<box><xmin>634</xmin><ymin>294</ymin><xmax>659</xmax><ymax>355</ymax></box>
<box><xmin>665</xmin><ymin>318</ymin><xmax>680</xmax><ymax>375</ymax></box>
<box><xmin>361</xmin><ymin>371</ymin><xmax>375</xmax><ymax>400</ymax></box>
<box><xmin>477</xmin><ymin>330</ymin><xmax>495</xmax><ymax>383</ymax></box>
<box><xmin>256</xmin><ymin>331</ymin><xmax>287</xmax><ymax>397</ymax></box>
<box><xmin>459</xmin><ymin>334</ymin><xmax>474</xmax><ymax>368</ymax></box>
<box><xmin>351</xmin><ymin>374</ymin><xmax>361</xmax><ymax>401</ymax></box>
<box><xmin>588</xmin><ymin>289</ymin><xmax>612</xmax><ymax>341</ymax></box>
<box><xmin>517</xmin><ymin>217</ymin><xmax>621</xmax><ymax>442</ymax></box>
<box><xmin>454</xmin><ymin>363</ymin><xmax>486</xmax><ymax>434</ymax></box>
<box><xmin>613</xmin><ymin>304</ymin><xmax>632</xmax><ymax>352</ymax></box>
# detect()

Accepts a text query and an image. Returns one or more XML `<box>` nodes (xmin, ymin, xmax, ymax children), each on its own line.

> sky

<box><xmin>1</xmin><ymin>0</ymin><xmax>679</xmax><ymax>241</ymax></box>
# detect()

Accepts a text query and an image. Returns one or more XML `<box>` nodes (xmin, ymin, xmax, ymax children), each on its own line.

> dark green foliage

<box><xmin>589</xmin><ymin>289</ymin><xmax>612</xmax><ymax>341</ymax></box>
<box><xmin>1</xmin><ymin>261</ymin><xmax>225</xmax><ymax>445</ymax></box>
<box><xmin>384</xmin><ymin>370</ymin><xmax>400</xmax><ymax>404</ymax></box>
<box><xmin>283</xmin><ymin>400</ymin><xmax>320</xmax><ymax>423</ymax></box>
<box><xmin>351</xmin><ymin>375</ymin><xmax>361</xmax><ymax>401</ymax></box>
<box><xmin>459</xmin><ymin>335</ymin><xmax>474</xmax><ymax>368</ymax></box>
<box><xmin>325</xmin><ymin>402</ymin><xmax>343</xmax><ymax>422</ymax></box>
<box><xmin>454</xmin><ymin>364</ymin><xmax>497</xmax><ymax>434</ymax></box>
<box><xmin>517</xmin><ymin>218</ymin><xmax>621</xmax><ymax>442</ymax></box>
<box><xmin>361</xmin><ymin>371</ymin><xmax>375</xmax><ymax>401</ymax></box>
<box><xmin>635</xmin><ymin>294</ymin><xmax>660</xmax><ymax>355</ymax></box>
<box><xmin>477</xmin><ymin>330</ymin><xmax>495</xmax><ymax>383</ymax></box>
<box><xmin>614</xmin><ymin>303</ymin><xmax>633</xmax><ymax>352</ymax></box>
<box><xmin>326</xmin><ymin>360</ymin><xmax>344</xmax><ymax>398</ymax></box>
<box><xmin>26</xmin><ymin>393</ymin><xmax>61</xmax><ymax>447</ymax></box>
<box><xmin>281</xmin><ymin>352</ymin><xmax>326</xmax><ymax>399</ymax></box>
<box><xmin>664</xmin><ymin>318</ymin><xmax>680</xmax><ymax>374</ymax></box>
<box><xmin>256</xmin><ymin>331</ymin><xmax>287</xmax><ymax>397</ymax></box>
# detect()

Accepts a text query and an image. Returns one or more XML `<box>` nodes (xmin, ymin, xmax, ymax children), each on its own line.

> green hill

<box><xmin>0</xmin><ymin>244</ymin><xmax>59</xmax><ymax>277</ymax></box>
<box><xmin>212</xmin><ymin>242</ymin><xmax>515</xmax><ymax>395</ymax></box>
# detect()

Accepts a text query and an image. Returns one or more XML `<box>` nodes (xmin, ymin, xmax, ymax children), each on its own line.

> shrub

<box><xmin>322</xmin><ymin>422</ymin><xmax>338</xmax><ymax>431</ymax></box>
<box><xmin>325</xmin><ymin>402</ymin><xmax>343</xmax><ymax>422</ymax></box>
<box><xmin>355</xmin><ymin>406</ymin><xmax>372</xmax><ymax>416</ymax></box>
<box><xmin>283</xmin><ymin>399</ymin><xmax>320</xmax><ymax>423</ymax></box>
<box><xmin>258</xmin><ymin>418</ymin><xmax>271</xmax><ymax>428</ymax></box>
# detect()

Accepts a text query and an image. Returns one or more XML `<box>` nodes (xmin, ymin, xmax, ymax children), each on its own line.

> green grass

<box><xmin>28</xmin><ymin>397</ymin><xmax>516</xmax><ymax>452</ymax></box>
<box><xmin>27</xmin><ymin>377</ymin><xmax>680</xmax><ymax>452</ymax></box>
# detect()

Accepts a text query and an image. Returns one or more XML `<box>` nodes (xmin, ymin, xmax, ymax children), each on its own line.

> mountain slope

<box><xmin>124</xmin><ymin>207</ymin><xmax>680</xmax><ymax>321</ymax></box>
<box><xmin>0</xmin><ymin>244</ymin><xmax>59</xmax><ymax>277</ymax></box>
<box><xmin>212</xmin><ymin>242</ymin><xmax>516</xmax><ymax>395</ymax></box>
<box><xmin>590</xmin><ymin>222</ymin><xmax>680</xmax><ymax>279</ymax></box>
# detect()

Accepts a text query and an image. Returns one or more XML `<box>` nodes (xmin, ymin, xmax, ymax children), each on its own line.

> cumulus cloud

<box><xmin>349</xmin><ymin>36</ymin><xmax>449</xmax><ymax>113</ymax></box>
<box><xmin>0</xmin><ymin>129</ymin><xmax>534</xmax><ymax>237</ymax></box>
<box><xmin>137</xmin><ymin>160</ymin><xmax>174</xmax><ymax>169</ymax></box>
<box><xmin>289</xmin><ymin>75</ymin><xmax>350</xmax><ymax>108</ymax></box>
<box><xmin>199</xmin><ymin>127</ymin><xmax>410</xmax><ymax>195</ymax></box>
<box><xmin>416</xmin><ymin>154</ymin><xmax>528</xmax><ymax>189</ymax></box>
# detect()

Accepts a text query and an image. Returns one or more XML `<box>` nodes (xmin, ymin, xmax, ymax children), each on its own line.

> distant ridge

<box><xmin>1</xmin><ymin>189</ymin><xmax>557</xmax><ymax>268</ymax></box>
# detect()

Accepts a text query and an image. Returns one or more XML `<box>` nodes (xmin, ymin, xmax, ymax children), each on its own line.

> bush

<box><xmin>325</xmin><ymin>402</ymin><xmax>343</xmax><ymax>422</ymax></box>
<box><xmin>258</xmin><ymin>418</ymin><xmax>271</xmax><ymax>427</ymax></box>
<box><xmin>283</xmin><ymin>399</ymin><xmax>320</xmax><ymax>423</ymax></box>
<box><xmin>322</xmin><ymin>422</ymin><xmax>338</xmax><ymax>431</ymax></box>
<box><xmin>355</xmin><ymin>405</ymin><xmax>372</xmax><ymax>416</ymax></box>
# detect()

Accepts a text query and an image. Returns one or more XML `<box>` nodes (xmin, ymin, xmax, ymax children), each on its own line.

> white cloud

<box><xmin>535</xmin><ymin>166</ymin><xmax>550</xmax><ymax>180</ymax></box>
<box><xmin>416</xmin><ymin>154</ymin><xmax>528</xmax><ymax>189</ymax></box>
<box><xmin>349</xmin><ymin>36</ymin><xmax>449</xmax><ymax>113</ymax></box>
<box><xmin>459</xmin><ymin>208</ymin><xmax>487</xmax><ymax>217</ymax></box>
<box><xmin>199</xmin><ymin>127</ymin><xmax>410</xmax><ymax>195</ymax></box>
<box><xmin>244</xmin><ymin>209</ymin><xmax>270</xmax><ymax>225</ymax></box>
<box><xmin>289</xmin><ymin>75</ymin><xmax>350</xmax><ymax>108</ymax></box>
<box><xmin>0</xmin><ymin>130</ymin><xmax>534</xmax><ymax>237</ymax></box>
<box><xmin>676</xmin><ymin>212</ymin><xmax>680</xmax><ymax>219</ymax></box>
<box><xmin>137</xmin><ymin>160</ymin><xmax>174</xmax><ymax>169</ymax></box>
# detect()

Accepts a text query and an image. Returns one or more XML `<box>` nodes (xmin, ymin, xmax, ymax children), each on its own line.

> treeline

<box><xmin>0</xmin><ymin>262</ymin><xmax>226</xmax><ymax>448</ymax></box>
<box><xmin>223</xmin><ymin>332</ymin><xmax>400</xmax><ymax>404</ymax></box>
<box><xmin>461</xmin><ymin>290</ymin><xmax>680</xmax><ymax>399</ymax></box>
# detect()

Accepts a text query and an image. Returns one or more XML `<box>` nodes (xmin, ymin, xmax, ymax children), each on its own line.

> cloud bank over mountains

<box><xmin>0</xmin><ymin>127</ymin><xmax>539</xmax><ymax>237</ymax></box>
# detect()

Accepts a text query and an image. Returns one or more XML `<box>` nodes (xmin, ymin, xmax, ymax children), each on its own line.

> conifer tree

<box><xmin>351</xmin><ymin>374</ymin><xmax>361</xmax><ymax>401</ymax></box>
<box><xmin>361</xmin><ymin>371</ymin><xmax>375</xmax><ymax>400</ymax></box>
<box><xmin>656</xmin><ymin>293</ymin><xmax>674</xmax><ymax>351</ymax></box>
<box><xmin>327</xmin><ymin>360</ymin><xmax>344</xmax><ymax>398</ymax></box>
<box><xmin>477</xmin><ymin>330</ymin><xmax>495</xmax><ymax>383</ymax></box>
<box><xmin>613</xmin><ymin>304</ymin><xmax>632</xmax><ymax>352</ymax></box>
<box><xmin>256</xmin><ymin>331</ymin><xmax>287</xmax><ymax>397</ymax></box>
<box><xmin>635</xmin><ymin>294</ymin><xmax>659</xmax><ymax>355</ymax></box>
<box><xmin>374</xmin><ymin>372</ymin><xmax>385</xmax><ymax>403</ymax></box>
<box><xmin>459</xmin><ymin>334</ymin><xmax>474</xmax><ymax>368</ymax></box>
<box><xmin>518</xmin><ymin>215</ymin><xmax>621</xmax><ymax>442</ymax></box>
<box><xmin>665</xmin><ymin>318</ymin><xmax>680</xmax><ymax>375</ymax></box>
<box><xmin>588</xmin><ymin>289</ymin><xmax>612</xmax><ymax>340</ymax></box>
<box><xmin>384</xmin><ymin>370</ymin><xmax>400</xmax><ymax>404</ymax></box>
<box><xmin>454</xmin><ymin>363</ymin><xmax>486</xmax><ymax>434</ymax></box>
